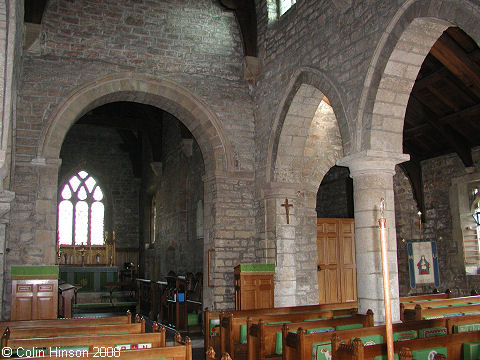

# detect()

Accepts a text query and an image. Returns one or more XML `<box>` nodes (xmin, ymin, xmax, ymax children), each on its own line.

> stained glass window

<box><xmin>58</xmin><ymin>171</ymin><xmax>105</xmax><ymax>246</ymax></box>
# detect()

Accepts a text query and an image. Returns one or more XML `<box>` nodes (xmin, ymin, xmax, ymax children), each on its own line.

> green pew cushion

<box><xmin>240</xmin><ymin>324</ymin><xmax>247</xmax><ymax>344</ymax></box>
<box><xmin>411</xmin><ymin>346</ymin><xmax>446</xmax><ymax>360</ymax></box>
<box><xmin>453</xmin><ymin>323</ymin><xmax>480</xmax><ymax>333</ymax></box>
<box><xmin>449</xmin><ymin>302</ymin><xmax>468</xmax><ymax>307</ymax></box>
<box><xmin>428</xmin><ymin>305</ymin><xmax>448</xmax><ymax>308</ymax></box>
<box><xmin>304</xmin><ymin>318</ymin><xmax>327</xmax><ymax>321</ymax></box>
<box><xmin>188</xmin><ymin>313</ymin><xmax>199</xmax><ymax>326</ymax></box>
<box><xmin>469</xmin><ymin>301</ymin><xmax>480</xmax><ymax>305</ymax></box>
<box><xmin>312</xmin><ymin>341</ymin><xmax>331</xmax><ymax>360</ymax></box>
<box><xmin>275</xmin><ymin>332</ymin><xmax>282</xmax><ymax>355</ymax></box>
<box><xmin>266</xmin><ymin>320</ymin><xmax>291</xmax><ymax>325</ymax></box>
<box><xmin>307</xmin><ymin>327</ymin><xmax>335</xmax><ymax>334</ymax></box>
<box><xmin>393</xmin><ymin>330</ymin><xmax>417</xmax><ymax>341</ymax></box>
<box><xmin>464</xmin><ymin>341</ymin><xmax>480</xmax><ymax>360</ymax></box>
<box><xmin>418</xmin><ymin>327</ymin><xmax>447</xmax><ymax>338</ymax></box>
<box><xmin>355</xmin><ymin>335</ymin><xmax>383</xmax><ymax>346</ymax></box>
<box><xmin>421</xmin><ymin>315</ymin><xmax>444</xmax><ymax>320</ymax></box>
<box><xmin>335</xmin><ymin>323</ymin><xmax>363</xmax><ymax>330</ymax></box>
<box><xmin>209</xmin><ymin>318</ymin><xmax>220</xmax><ymax>336</ymax></box>
<box><xmin>463</xmin><ymin>311</ymin><xmax>480</xmax><ymax>315</ymax></box>
<box><xmin>333</xmin><ymin>314</ymin><xmax>352</xmax><ymax>319</ymax></box>
<box><xmin>443</xmin><ymin>312</ymin><xmax>463</xmax><ymax>318</ymax></box>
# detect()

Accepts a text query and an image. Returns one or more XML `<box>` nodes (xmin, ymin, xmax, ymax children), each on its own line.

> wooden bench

<box><xmin>204</xmin><ymin>302</ymin><xmax>357</xmax><ymax>359</ymax></box>
<box><xmin>400</xmin><ymin>294</ymin><xmax>480</xmax><ymax>320</ymax></box>
<box><xmin>246</xmin><ymin>310</ymin><xmax>374</xmax><ymax>360</ymax></box>
<box><xmin>403</xmin><ymin>302</ymin><xmax>480</xmax><ymax>321</ymax></box>
<box><xmin>282</xmin><ymin>316</ymin><xmax>467</xmax><ymax>360</ymax></box>
<box><xmin>399</xmin><ymin>290</ymin><xmax>451</xmax><ymax>303</ymax></box>
<box><xmin>7</xmin><ymin>319</ymin><xmax>145</xmax><ymax>339</ymax></box>
<box><xmin>0</xmin><ymin>326</ymin><xmax>166</xmax><ymax>358</ymax></box>
<box><xmin>220</xmin><ymin>307</ymin><xmax>357</xmax><ymax>360</ymax></box>
<box><xmin>332</xmin><ymin>330</ymin><xmax>480</xmax><ymax>360</ymax></box>
<box><xmin>13</xmin><ymin>332</ymin><xmax>192</xmax><ymax>360</ymax></box>
<box><xmin>0</xmin><ymin>310</ymin><xmax>132</xmax><ymax>332</ymax></box>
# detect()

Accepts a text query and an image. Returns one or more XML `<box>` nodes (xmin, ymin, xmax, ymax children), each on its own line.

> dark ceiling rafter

<box><xmin>219</xmin><ymin>0</ymin><xmax>258</xmax><ymax>57</ymax></box>
<box><xmin>402</xmin><ymin>27</ymin><xmax>480</xmax><ymax>214</ymax></box>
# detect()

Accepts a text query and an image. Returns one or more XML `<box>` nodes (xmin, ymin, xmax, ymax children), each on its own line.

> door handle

<box><xmin>317</xmin><ymin>265</ymin><xmax>322</xmax><ymax>271</ymax></box>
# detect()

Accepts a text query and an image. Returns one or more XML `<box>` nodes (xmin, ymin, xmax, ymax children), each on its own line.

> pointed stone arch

<box><xmin>357</xmin><ymin>0</ymin><xmax>480</xmax><ymax>154</ymax></box>
<box><xmin>264</xmin><ymin>68</ymin><xmax>351</xmax><ymax>306</ymax></box>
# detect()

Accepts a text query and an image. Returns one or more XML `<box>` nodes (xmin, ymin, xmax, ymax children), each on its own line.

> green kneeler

<box><xmin>312</xmin><ymin>341</ymin><xmax>331</xmax><ymax>360</ymax></box>
<box><xmin>464</xmin><ymin>341</ymin><xmax>480</xmax><ymax>360</ymax></box>
<box><xmin>240</xmin><ymin>324</ymin><xmax>247</xmax><ymax>344</ymax></box>
<box><xmin>335</xmin><ymin>323</ymin><xmax>362</xmax><ymax>330</ymax></box>
<box><xmin>411</xmin><ymin>346</ymin><xmax>446</xmax><ymax>360</ymax></box>
<box><xmin>275</xmin><ymin>332</ymin><xmax>283</xmax><ymax>355</ymax></box>
<box><xmin>418</xmin><ymin>327</ymin><xmax>447</xmax><ymax>338</ymax></box>
<box><xmin>453</xmin><ymin>323</ymin><xmax>480</xmax><ymax>333</ymax></box>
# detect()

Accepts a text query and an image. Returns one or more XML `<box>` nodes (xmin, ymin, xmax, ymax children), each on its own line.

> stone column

<box><xmin>264</xmin><ymin>183</ymin><xmax>298</xmax><ymax>307</ymax></box>
<box><xmin>338</xmin><ymin>150</ymin><xmax>409</xmax><ymax>324</ymax></box>
<box><xmin>0</xmin><ymin>190</ymin><xmax>15</xmax><ymax>318</ymax></box>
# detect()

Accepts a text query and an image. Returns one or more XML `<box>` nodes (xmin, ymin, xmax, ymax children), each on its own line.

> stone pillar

<box><xmin>338</xmin><ymin>150</ymin><xmax>409</xmax><ymax>324</ymax></box>
<box><xmin>264</xmin><ymin>183</ymin><xmax>298</xmax><ymax>307</ymax></box>
<box><xmin>0</xmin><ymin>190</ymin><xmax>15</xmax><ymax>318</ymax></box>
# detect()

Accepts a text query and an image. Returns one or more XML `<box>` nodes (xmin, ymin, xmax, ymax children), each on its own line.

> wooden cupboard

<box><xmin>234</xmin><ymin>264</ymin><xmax>274</xmax><ymax>310</ymax></box>
<box><xmin>11</xmin><ymin>266</ymin><xmax>58</xmax><ymax>321</ymax></box>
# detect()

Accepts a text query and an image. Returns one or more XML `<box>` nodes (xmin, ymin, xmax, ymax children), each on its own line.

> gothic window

<box><xmin>58</xmin><ymin>170</ymin><xmax>105</xmax><ymax>246</ymax></box>
<box><xmin>267</xmin><ymin>0</ymin><xmax>296</xmax><ymax>23</ymax></box>
<box><xmin>279</xmin><ymin>0</ymin><xmax>296</xmax><ymax>16</ymax></box>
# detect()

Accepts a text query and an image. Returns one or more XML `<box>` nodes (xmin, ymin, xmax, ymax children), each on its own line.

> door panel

<box><xmin>317</xmin><ymin>218</ymin><xmax>356</xmax><ymax>304</ymax></box>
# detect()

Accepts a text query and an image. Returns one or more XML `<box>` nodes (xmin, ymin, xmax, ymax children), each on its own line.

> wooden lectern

<box><xmin>11</xmin><ymin>266</ymin><xmax>59</xmax><ymax>320</ymax></box>
<box><xmin>234</xmin><ymin>264</ymin><xmax>275</xmax><ymax>310</ymax></box>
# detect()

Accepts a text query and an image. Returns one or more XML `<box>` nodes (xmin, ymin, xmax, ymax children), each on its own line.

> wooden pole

<box><xmin>379</xmin><ymin>199</ymin><xmax>394</xmax><ymax>360</ymax></box>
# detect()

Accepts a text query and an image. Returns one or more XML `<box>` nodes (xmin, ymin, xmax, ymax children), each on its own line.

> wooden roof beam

<box><xmin>430</xmin><ymin>33</ymin><xmax>480</xmax><ymax>99</ymax></box>
<box><xmin>410</xmin><ymin>95</ymin><xmax>473</xmax><ymax>167</ymax></box>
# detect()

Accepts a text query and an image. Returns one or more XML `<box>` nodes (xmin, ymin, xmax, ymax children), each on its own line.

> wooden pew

<box><xmin>246</xmin><ymin>310</ymin><xmax>374</xmax><ymax>360</ymax></box>
<box><xmin>221</xmin><ymin>307</ymin><xmax>357</xmax><ymax>360</ymax></box>
<box><xmin>282</xmin><ymin>317</ymin><xmax>462</xmax><ymax>360</ymax></box>
<box><xmin>0</xmin><ymin>326</ymin><xmax>166</xmax><ymax>357</ymax></box>
<box><xmin>400</xmin><ymin>293</ymin><xmax>480</xmax><ymax>318</ymax></box>
<box><xmin>204</xmin><ymin>302</ymin><xmax>357</xmax><ymax>359</ymax></box>
<box><xmin>15</xmin><ymin>332</ymin><xmax>192</xmax><ymax>360</ymax></box>
<box><xmin>403</xmin><ymin>302</ymin><xmax>480</xmax><ymax>321</ymax></box>
<box><xmin>7</xmin><ymin>319</ymin><xmax>145</xmax><ymax>339</ymax></box>
<box><xmin>331</xmin><ymin>330</ymin><xmax>480</xmax><ymax>360</ymax></box>
<box><xmin>399</xmin><ymin>290</ymin><xmax>451</xmax><ymax>303</ymax></box>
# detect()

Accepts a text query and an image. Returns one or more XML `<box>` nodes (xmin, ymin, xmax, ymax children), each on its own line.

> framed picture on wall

<box><xmin>407</xmin><ymin>239</ymin><xmax>440</xmax><ymax>289</ymax></box>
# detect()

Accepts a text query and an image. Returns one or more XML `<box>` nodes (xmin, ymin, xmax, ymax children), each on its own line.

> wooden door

<box><xmin>317</xmin><ymin>218</ymin><xmax>356</xmax><ymax>304</ymax></box>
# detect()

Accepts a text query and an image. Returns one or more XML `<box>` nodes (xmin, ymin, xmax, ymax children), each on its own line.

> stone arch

<box><xmin>358</xmin><ymin>0</ymin><xmax>480</xmax><ymax>153</ymax></box>
<box><xmin>267</xmin><ymin>67</ymin><xmax>351</xmax><ymax>183</ymax></box>
<box><xmin>265</xmin><ymin>68</ymin><xmax>350</xmax><ymax>306</ymax></box>
<box><xmin>38</xmin><ymin>72</ymin><xmax>234</xmax><ymax>176</ymax></box>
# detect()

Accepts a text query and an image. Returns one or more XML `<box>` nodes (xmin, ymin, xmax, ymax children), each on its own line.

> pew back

<box><xmin>8</xmin><ymin>321</ymin><xmax>145</xmax><ymax>339</ymax></box>
<box><xmin>2</xmin><ymin>329</ymin><xmax>166</xmax><ymax>352</ymax></box>
<box><xmin>403</xmin><ymin>303</ymin><xmax>480</xmax><ymax>321</ymax></box>
<box><xmin>247</xmin><ymin>311</ymin><xmax>374</xmax><ymax>360</ymax></box>
<box><xmin>399</xmin><ymin>291</ymin><xmax>450</xmax><ymax>303</ymax></box>
<box><xmin>204</xmin><ymin>302</ymin><xmax>357</xmax><ymax>359</ymax></box>
<box><xmin>336</xmin><ymin>331</ymin><xmax>480</xmax><ymax>360</ymax></box>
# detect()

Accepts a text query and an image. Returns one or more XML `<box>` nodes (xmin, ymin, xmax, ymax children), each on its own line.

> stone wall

<box><xmin>394</xmin><ymin>148</ymin><xmax>480</xmax><ymax>296</ymax></box>
<box><xmin>142</xmin><ymin>114</ymin><xmax>205</xmax><ymax>279</ymax></box>
<box><xmin>7</xmin><ymin>0</ymin><xmax>256</xmax><ymax>313</ymax></box>
<box><xmin>59</xmin><ymin>124</ymin><xmax>140</xmax><ymax>249</ymax></box>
